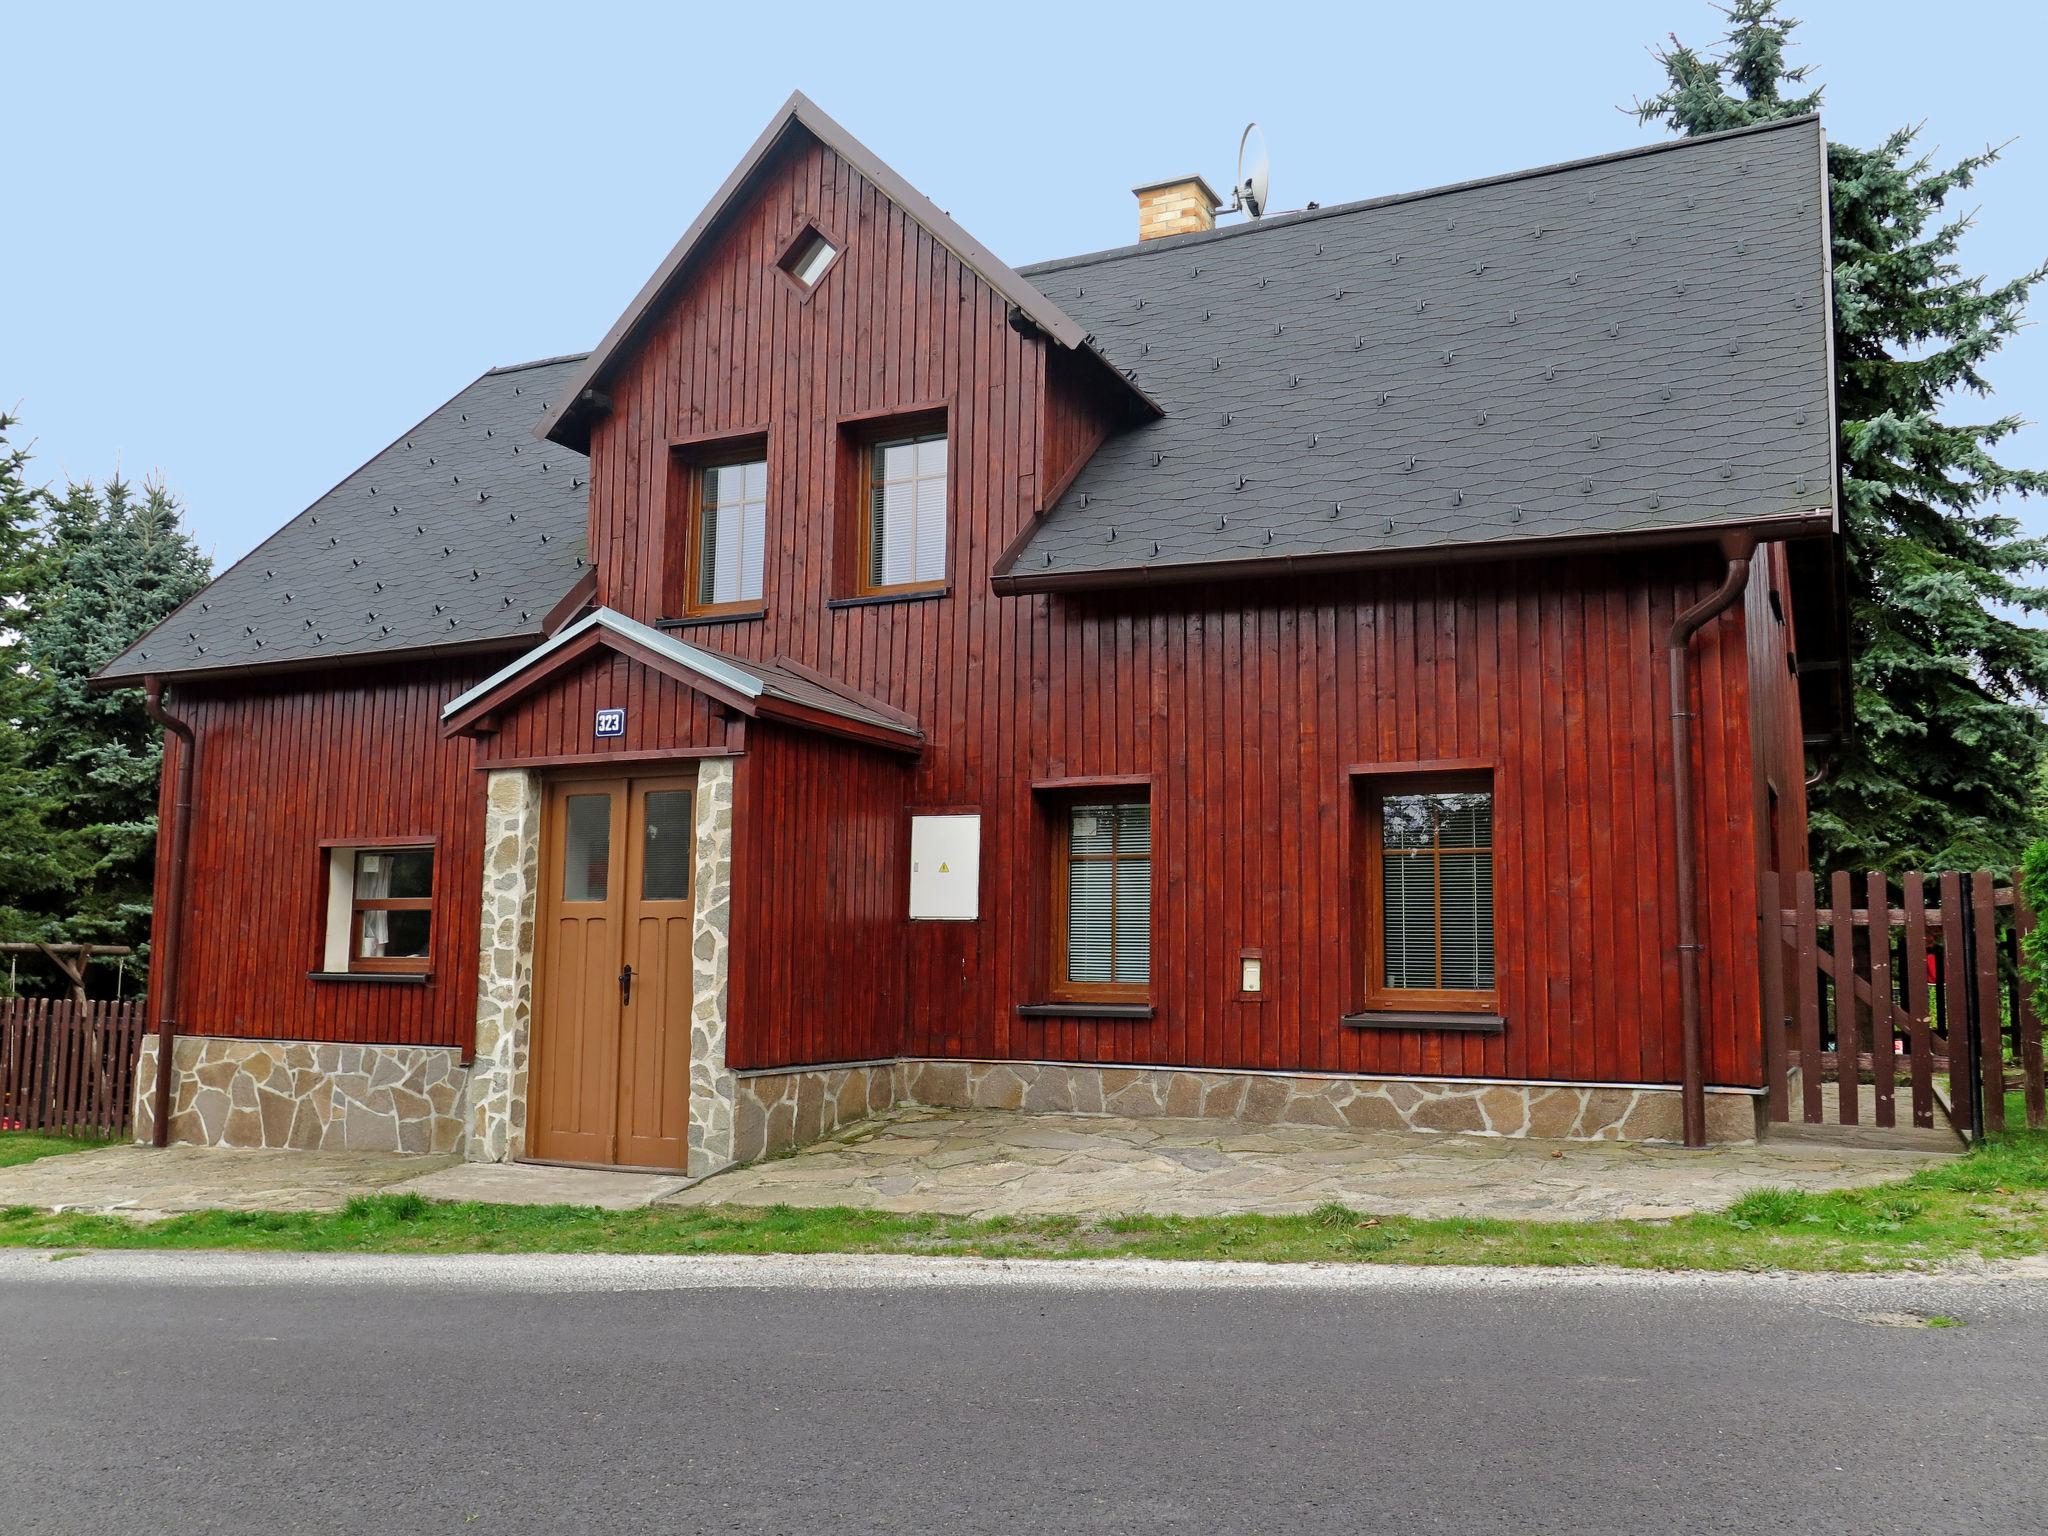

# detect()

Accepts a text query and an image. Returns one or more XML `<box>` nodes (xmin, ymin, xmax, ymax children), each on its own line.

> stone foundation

<box><xmin>733</xmin><ymin>1062</ymin><xmax>900</xmax><ymax>1164</ymax></box>
<box><xmin>134</xmin><ymin>1036</ymin><xmax>466</xmax><ymax>1154</ymax></box>
<box><xmin>896</xmin><ymin>1060</ymin><xmax>1763</xmax><ymax>1145</ymax></box>
<box><xmin>726</xmin><ymin>1057</ymin><xmax>1763</xmax><ymax>1163</ymax></box>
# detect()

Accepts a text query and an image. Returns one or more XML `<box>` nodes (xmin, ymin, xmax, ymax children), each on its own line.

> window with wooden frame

<box><xmin>1362</xmin><ymin>777</ymin><xmax>1495</xmax><ymax>1012</ymax></box>
<box><xmin>684</xmin><ymin>453</ymin><xmax>769</xmax><ymax>613</ymax></box>
<box><xmin>324</xmin><ymin>844</ymin><xmax>435</xmax><ymax>975</ymax></box>
<box><xmin>777</xmin><ymin>223</ymin><xmax>841</xmax><ymax>293</ymax></box>
<box><xmin>857</xmin><ymin>423</ymin><xmax>948</xmax><ymax>594</ymax></box>
<box><xmin>1049</xmin><ymin>796</ymin><xmax>1152</xmax><ymax>1002</ymax></box>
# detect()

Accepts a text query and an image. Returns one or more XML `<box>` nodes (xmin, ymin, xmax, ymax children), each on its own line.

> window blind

<box><xmin>698</xmin><ymin>459</ymin><xmax>767</xmax><ymax>606</ymax></box>
<box><xmin>868</xmin><ymin>433</ymin><xmax>947</xmax><ymax>588</ymax></box>
<box><xmin>1380</xmin><ymin>789</ymin><xmax>1494</xmax><ymax>991</ymax></box>
<box><xmin>1065</xmin><ymin>801</ymin><xmax>1150</xmax><ymax>986</ymax></box>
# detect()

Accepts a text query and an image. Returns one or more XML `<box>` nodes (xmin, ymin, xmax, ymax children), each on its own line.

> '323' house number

<box><xmin>594</xmin><ymin>708</ymin><xmax>625</xmax><ymax>737</ymax></box>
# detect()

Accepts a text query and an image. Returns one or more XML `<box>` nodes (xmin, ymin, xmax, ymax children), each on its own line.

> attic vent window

<box><xmin>778</xmin><ymin>226</ymin><xmax>839</xmax><ymax>291</ymax></box>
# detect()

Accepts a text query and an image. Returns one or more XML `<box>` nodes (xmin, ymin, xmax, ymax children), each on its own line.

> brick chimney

<box><xmin>1133</xmin><ymin>174</ymin><xmax>1222</xmax><ymax>241</ymax></box>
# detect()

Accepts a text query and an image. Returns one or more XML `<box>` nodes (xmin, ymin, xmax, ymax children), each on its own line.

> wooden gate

<box><xmin>0</xmin><ymin>998</ymin><xmax>150</xmax><ymax>1139</ymax></box>
<box><xmin>1761</xmin><ymin>870</ymin><xmax>2047</xmax><ymax>1139</ymax></box>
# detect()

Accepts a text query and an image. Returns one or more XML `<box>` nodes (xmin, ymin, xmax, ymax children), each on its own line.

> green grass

<box><xmin>0</xmin><ymin>1124</ymin><xmax>2043</xmax><ymax>1274</ymax></box>
<box><xmin>0</xmin><ymin>1131</ymin><xmax>106</xmax><ymax>1169</ymax></box>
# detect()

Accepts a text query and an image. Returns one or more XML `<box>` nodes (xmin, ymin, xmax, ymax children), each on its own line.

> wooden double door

<box><xmin>530</xmin><ymin>774</ymin><xmax>698</xmax><ymax>1170</ymax></box>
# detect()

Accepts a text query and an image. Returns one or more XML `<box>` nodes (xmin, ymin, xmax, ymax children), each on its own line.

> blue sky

<box><xmin>5</xmin><ymin>0</ymin><xmax>2043</xmax><ymax>567</ymax></box>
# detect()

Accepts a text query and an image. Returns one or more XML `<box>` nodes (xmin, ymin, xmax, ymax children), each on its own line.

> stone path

<box><xmin>390</xmin><ymin>1161</ymin><xmax>695</xmax><ymax>1210</ymax></box>
<box><xmin>0</xmin><ymin>1144</ymin><xmax>455</xmax><ymax>1221</ymax></box>
<box><xmin>665</xmin><ymin>1107</ymin><xmax>1955</xmax><ymax>1222</ymax></box>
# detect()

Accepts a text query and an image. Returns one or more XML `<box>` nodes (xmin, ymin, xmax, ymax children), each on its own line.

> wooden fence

<box><xmin>1762</xmin><ymin>869</ymin><xmax>2047</xmax><ymax>1139</ymax></box>
<box><xmin>0</xmin><ymin>998</ymin><xmax>150</xmax><ymax>1139</ymax></box>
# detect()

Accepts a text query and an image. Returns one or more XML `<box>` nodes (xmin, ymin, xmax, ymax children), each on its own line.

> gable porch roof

<box><xmin>440</xmin><ymin>607</ymin><xmax>923</xmax><ymax>754</ymax></box>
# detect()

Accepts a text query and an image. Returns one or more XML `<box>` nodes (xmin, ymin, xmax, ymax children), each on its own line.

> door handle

<box><xmin>619</xmin><ymin>964</ymin><xmax>634</xmax><ymax>1005</ymax></box>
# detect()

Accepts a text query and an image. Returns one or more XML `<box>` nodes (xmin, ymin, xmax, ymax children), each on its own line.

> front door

<box><xmin>530</xmin><ymin>774</ymin><xmax>697</xmax><ymax>1169</ymax></box>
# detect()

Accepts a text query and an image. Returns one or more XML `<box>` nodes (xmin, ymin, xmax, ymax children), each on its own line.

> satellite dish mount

<box><xmin>1227</xmin><ymin>122</ymin><xmax>1271</xmax><ymax>220</ymax></box>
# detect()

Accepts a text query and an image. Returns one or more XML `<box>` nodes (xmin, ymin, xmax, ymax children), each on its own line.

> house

<box><xmin>96</xmin><ymin>94</ymin><xmax>1844</xmax><ymax>1170</ymax></box>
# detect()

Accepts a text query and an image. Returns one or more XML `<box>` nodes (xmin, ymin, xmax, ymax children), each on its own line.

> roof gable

<box><xmin>995</xmin><ymin>115</ymin><xmax>1836</xmax><ymax>591</ymax></box>
<box><xmin>441</xmin><ymin>608</ymin><xmax>923</xmax><ymax>753</ymax></box>
<box><xmin>540</xmin><ymin>91</ymin><xmax>1153</xmax><ymax>453</ymax></box>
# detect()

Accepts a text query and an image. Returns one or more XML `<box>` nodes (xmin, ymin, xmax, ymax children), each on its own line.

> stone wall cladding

<box><xmin>687</xmin><ymin>757</ymin><xmax>738</xmax><ymax>1176</ymax></box>
<box><xmin>732</xmin><ymin>1063</ymin><xmax>900</xmax><ymax>1164</ymax></box>
<box><xmin>895</xmin><ymin>1060</ymin><xmax>1762</xmax><ymax>1144</ymax></box>
<box><xmin>721</xmin><ymin>1057</ymin><xmax>1759</xmax><ymax>1164</ymax></box>
<box><xmin>133</xmin><ymin>1036</ymin><xmax>465</xmax><ymax>1153</ymax></box>
<box><xmin>466</xmin><ymin>768</ymin><xmax>542</xmax><ymax>1162</ymax></box>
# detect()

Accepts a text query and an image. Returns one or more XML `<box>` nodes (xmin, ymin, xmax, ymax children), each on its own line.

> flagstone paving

<box><xmin>663</xmin><ymin>1108</ymin><xmax>1956</xmax><ymax>1222</ymax></box>
<box><xmin>0</xmin><ymin>1144</ymin><xmax>457</xmax><ymax>1222</ymax></box>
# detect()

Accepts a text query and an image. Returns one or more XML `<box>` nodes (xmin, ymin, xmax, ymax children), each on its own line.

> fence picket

<box><xmin>1795</xmin><ymin>872</ymin><xmax>1823</xmax><ymax>1124</ymax></box>
<box><xmin>2019</xmin><ymin>869</ymin><xmax>2046</xmax><ymax>1133</ymax></box>
<box><xmin>1972</xmin><ymin>872</ymin><xmax>2004</xmax><ymax>1135</ymax></box>
<box><xmin>1903</xmin><ymin>873</ymin><xmax>1933</xmax><ymax>1130</ymax></box>
<box><xmin>1830</xmin><ymin>871</ymin><xmax>1858</xmax><ymax>1126</ymax></box>
<box><xmin>1939</xmin><ymin>873</ymin><xmax>1971</xmax><ymax>1136</ymax></box>
<box><xmin>1761</xmin><ymin>871</ymin><xmax>1788</xmax><ymax>1122</ymax></box>
<box><xmin>1867</xmin><ymin>871</ymin><xmax>1895</xmax><ymax>1128</ymax></box>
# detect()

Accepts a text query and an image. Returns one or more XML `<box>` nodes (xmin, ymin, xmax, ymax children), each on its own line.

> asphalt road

<box><xmin>1</xmin><ymin>1252</ymin><xmax>2043</xmax><ymax>1535</ymax></box>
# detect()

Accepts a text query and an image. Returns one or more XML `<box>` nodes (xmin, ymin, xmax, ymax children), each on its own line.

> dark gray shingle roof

<box><xmin>996</xmin><ymin>116</ymin><xmax>1834</xmax><ymax>590</ymax></box>
<box><xmin>97</xmin><ymin>355</ymin><xmax>590</xmax><ymax>683</ymax></box>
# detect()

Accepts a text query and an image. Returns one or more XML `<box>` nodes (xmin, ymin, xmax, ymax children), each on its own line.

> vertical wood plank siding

<box><xmin>471</xmin><ymin>650</ymin><xmax>746</xmax><ymax>768</ymax></box>
<box><xmin>147</xmin><ymin>662</ymin><xmax>493</xmax><ymax>1049</ymax></box>
<box><xmin>726</xmin><ymin>723</ymin><xmax>911</xmax><ymax>1069</ymax></box>
<box><xmin>569</xmin><ymin>136</ymin><xmax>1772</xmax><ymax>1090</ymax></box>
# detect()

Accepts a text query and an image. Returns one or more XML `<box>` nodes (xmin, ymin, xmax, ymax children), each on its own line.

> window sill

<box><xmin>828</xmin><ymin>587</ymin><xmax>949</xmax><ymax>611</ymax></box>
<box><xmin>1016</xmin><ymin>1002</ymin><xmax>1154</xmax><ymax>1021</ymax></box>
<box><xmin>1341</xmin><ymin>1010</ymin><xmax>1504</xmax><ymax>1034</ymax></box>
<box><xmin>658</xmin><ymin>609</ymin><xmax>766</xmax><ymax>630</ymax></box>
<box><xmin>308</xmin><ymin>971</ymin><xmax>432</xmax><ymax>987</ymax></box>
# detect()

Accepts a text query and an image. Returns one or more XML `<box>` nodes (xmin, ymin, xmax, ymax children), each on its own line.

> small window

<box><xmin>1051</xmin><ymin>798</ymin><xmax>1151</xmax><ymax>1001</ymax></box>
<box><xmin>778</xmin><ymin>226</ymin><xmax>839</xmax><ymax>291</ymax></box>
<box><xmin>862</xmin><ymin>430</ymin><xmax>948</xmax><ymax>592</ymax></box>
<box><xmin>1364</xmin><ymin>779</ymin><xmax>1495</xmax><ymax>1011</ymax></box>
<box><xmin>322</xmin><ymin>844</ymin><xmax>434</xmax><ymax>974</ymax></box>
<box><xmin>688</xmin><ymin>456</ymin><xmax>768</xmax><ymax>612</ymax></box>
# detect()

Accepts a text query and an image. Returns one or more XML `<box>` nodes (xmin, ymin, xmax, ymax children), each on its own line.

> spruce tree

<box><xmin>26</xmin><ymin>474</ymin><xmax>210</xmax><ymax>973</ymax></box>
<box><xmin>1638</xmin><ymin>1</ymin><xmax>2048</xmax><ymax>872</ymax></box>
<box><xmin>0</xmin><ymin>414</ymin><xmax>71</xmax><ymax>963</ymax></box>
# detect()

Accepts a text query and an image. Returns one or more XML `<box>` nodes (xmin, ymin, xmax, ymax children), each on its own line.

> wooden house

<box><xmin>98</xmin><ymin>95</ymin><xmax>1844</xmax><ymax>1168</ymax></box>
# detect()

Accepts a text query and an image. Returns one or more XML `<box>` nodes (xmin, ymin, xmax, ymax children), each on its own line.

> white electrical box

<box><xmin>909</xmin><ymin>814</ymin><xmax>980</xmax><ymax>920</ymax></box>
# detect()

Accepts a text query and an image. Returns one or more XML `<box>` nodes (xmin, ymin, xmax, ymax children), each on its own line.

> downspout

<box><xmin>1666</xmin><ymin>532</ymin><xmax>1757</xmax><ymax>1148</ymax></box>
<box><xmin>142</xmin><ymin>678</ymin><xmax>197</xmax><ymax>1148</ymax></box>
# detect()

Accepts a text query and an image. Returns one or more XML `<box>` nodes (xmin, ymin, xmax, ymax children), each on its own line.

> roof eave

<box><xmin>88</xmin><ymin>633</ymin><xmax>543</xmax><ymax>694</ymax></box>
<box><xmin>989</xmin><ymin>510</ymin><xmax>1838</xmax><ymax>596</ymax></box>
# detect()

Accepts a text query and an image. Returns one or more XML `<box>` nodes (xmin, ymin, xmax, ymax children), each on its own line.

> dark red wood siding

<box><xmin>726</xmin><ymin>722</ymin><xmax>910</xmax><ymax>1069</ymax></box>
<box><xmin>576</xmin><ymin>133</ymin><xmax>1776</xmax><ymax>1090</ymax></box>
<box><xmin>148</xmin><ymin>661</ymin><xmax>493</xmax><ymax>1050</ymax></box>
<box><xmin>1744</xmin><ymin>539</ymin><xmax>1811</xmax><ymax>883</ymax></box>
<box><xmin>471</xmin><ymin>648</ymin><xmax>746</xmax><ymax>770</ymax></box>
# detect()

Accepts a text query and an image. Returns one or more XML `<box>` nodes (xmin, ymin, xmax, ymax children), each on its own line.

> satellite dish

<box><xmin>1236</xmin><ymin>123</ymin><xmax>1271</xmax><ymax>219</ymax></box>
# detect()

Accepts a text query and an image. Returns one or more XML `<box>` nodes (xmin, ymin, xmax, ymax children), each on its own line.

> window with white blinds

<box><xmin>1061</xmin><ymin>801</ymin><xmax>1151</xmax><ymax>992</ymax></box>
<box><xmin>695</xmin><ymin>458</ymin><xmax>767</xmax><ymax>608</ymax></box>
<box><xmin>1376</xmin><ymin>786</ymin><xmax>1495</xmax><ymax>997</ymax></box>
<box><xmin>865</xmin><ymin>432</ymin><xmax>947</xmax><ymax>590</ymax></box>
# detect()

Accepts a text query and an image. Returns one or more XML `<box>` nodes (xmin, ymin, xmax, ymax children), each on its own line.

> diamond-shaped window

<box><xmin>779</xmin><ymin>227</ymin><xmax>839</xmax><ymax>290</ymax></box>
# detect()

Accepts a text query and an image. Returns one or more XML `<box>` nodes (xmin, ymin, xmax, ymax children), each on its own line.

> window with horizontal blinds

<box><xmin>866</xmin><ymin>432</ymin><xmax>947</xmax><ymax>589</ymax></box>
<box><xmin>1376</xmin><ymin>786</ymin><xmax>1495</xmax><ymax>998</ymax></box>
<box><xmin>695</xmin><ymin>458</ymin><xmax>767</xmax><ymax>608</ymax></box>
<box><xmin>1062</xmin><ymin>801</ymin><xmax>1150</xmax><ymax>990</ymax></box>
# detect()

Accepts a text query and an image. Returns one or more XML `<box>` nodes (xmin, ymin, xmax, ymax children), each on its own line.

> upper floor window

<box><xmin>1363</xmin><ymin>778</ymin><xmax>1496</xmax><ymax>1012</ymax></box>
<box><xmin>862</xmin><ymin>430</ymin><xmax>948</xmax><ymax>593</ymax></box>
<box><xmin>688</xmin><ymin>456</ymin><xmax>768</xmax><ymax>612</ymax></box>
